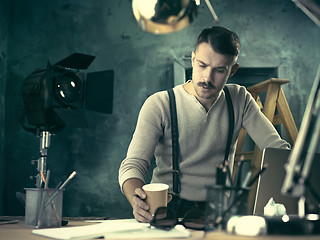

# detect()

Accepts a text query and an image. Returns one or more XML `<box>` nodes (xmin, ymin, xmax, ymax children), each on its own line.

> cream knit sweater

<box><xmin>118</xmin><ymin>83</ymin><xmax>290</xmax><ymax>201</ymax></box>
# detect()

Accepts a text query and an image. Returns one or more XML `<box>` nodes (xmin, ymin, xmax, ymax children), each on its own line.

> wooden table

<box><xmin>1</xmin><ymin>217</ymin><xmax>320</xmax><ymax>240</ymax></box>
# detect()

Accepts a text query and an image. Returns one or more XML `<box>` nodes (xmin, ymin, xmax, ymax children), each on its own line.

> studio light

<box><xmin>132</xmin><ymin>0</ymin><xmax>218</xmax><ymax>34</ymax></box>
<box><xmin>20</xmin><ymin>53</ymin><xmax>114</xmax><ymax>187</ymax></box>
<box><xmin>21</xmin><ymin>53</ymin><xmax>114</xmax><ymax>134</ymax></box>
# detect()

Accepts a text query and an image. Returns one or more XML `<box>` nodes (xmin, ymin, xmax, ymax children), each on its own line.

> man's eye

<box><xmin>216</xmin><ymin>69</ymin><xmax>225</xmax><ymax>73</ymax></box>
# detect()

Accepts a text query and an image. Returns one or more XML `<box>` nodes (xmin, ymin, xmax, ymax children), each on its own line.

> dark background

<box><xmin>0</xmin><ymin>0</ymin><xmax>319</xmax><ymax>219</ymax></box>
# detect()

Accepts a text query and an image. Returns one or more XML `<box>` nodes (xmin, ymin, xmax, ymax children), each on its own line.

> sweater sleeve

<box><xmin>239</xmin><ymin>86</ymin><xmax>291</xmax><ymax>150</ymax></box>
<box><xmin>118</xmin><ymin>92</ymin><xmax>167</xmax><ymax>192</ymax></box>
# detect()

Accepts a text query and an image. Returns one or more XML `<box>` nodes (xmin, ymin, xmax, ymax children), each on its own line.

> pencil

<box><xmin>44</xmin><ymin>171</ymin><xmax>77</xmax><ymax>207</ymax></box>
<box><xmin>224</xmin><ymin>160</ymin><xmax>233</xmax><ymax>186</ymax></box>
<box><xmin>247</xmin><ymin>164</ymin><xmax>268</xmax><ymax>187</ymax></box>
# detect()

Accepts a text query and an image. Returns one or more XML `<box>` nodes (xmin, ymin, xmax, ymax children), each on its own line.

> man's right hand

<box><xmin>132</xmin><ymin>188</ymin><xmax>153</xmax><ymax>223</ymax></box>
<box><xmin>122</xmin><ymin>178</ymin><xmax>153</xmax><ymax>223</ymax></box>
<box><xmin>122</xmin><ymin>178</ymin><xmax>172</xmax><ymax>223</ymax></box>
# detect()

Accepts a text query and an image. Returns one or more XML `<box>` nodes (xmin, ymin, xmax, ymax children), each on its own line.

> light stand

<box><xmin>282</xmin><ymin>64</ymin><xmax>320</xmax><ymax>214</ymax></box>
<box><xmin>275</xmin><ymin>64</ymin><xmax>320</xmax><ymax>235</ymax></box>
<box><xmin>31</xmin><ymin>131</ymin><xmax>51</xmax><ymax>188</ymax></box>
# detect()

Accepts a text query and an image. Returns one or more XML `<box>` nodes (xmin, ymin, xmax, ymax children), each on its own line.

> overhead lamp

<box><xmin>292</xmin><ymin>0</ymin><xmax>320</xmax><ymax>27</ymax></box>
<box><xmin>132</xmin><ymin>0</ymin><xmax>219</xmax><ymax>34</ymax></box>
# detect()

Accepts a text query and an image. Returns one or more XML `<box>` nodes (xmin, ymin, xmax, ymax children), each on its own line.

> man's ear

<box><xmin>230</xmin><ymin>63</ymin><xmax>240</xmax><ymax>77</ymax></box>
<box><xmin>191</xmin><ymin>51</ymin><xmax>196</xmax><ymax>67</ymax></box>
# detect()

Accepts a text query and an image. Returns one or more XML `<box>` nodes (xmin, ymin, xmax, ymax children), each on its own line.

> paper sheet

<box><xmin>32</xmin><ymin>219</ymin><xmax>190</xmax><ymax>240</ymax></box>
<box><xmin>105</xmin><ymin>223</ymin><xmax>190</xmax><ymax>239</ymax></box>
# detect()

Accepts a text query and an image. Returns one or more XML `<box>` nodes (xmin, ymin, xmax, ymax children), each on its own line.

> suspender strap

<box><xmin>167</xmin><ymin>86</ymin><xmax>234</xmax><ymax>195</ymax></box>
<box><xmin>223</xmin><ymin>86</ymin><xmax>234</xmax><ymax>166</ymax></box>
<box><xmin>167</xmin><ymin>89</ymin><xmax>181</xmax><ymax>196</ymax></box>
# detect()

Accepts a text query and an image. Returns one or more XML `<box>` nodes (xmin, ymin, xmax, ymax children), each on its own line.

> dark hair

<box><xmin>195</xmin><ymin>26</ymin><xmax>240</xmax><ymax>56</ymax></box>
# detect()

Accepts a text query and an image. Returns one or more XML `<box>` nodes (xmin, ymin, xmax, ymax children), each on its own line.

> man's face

<box><xmin>191</xmin><ymin>42</ymin><xmax>239</xmax><ymax>103</ymax></box>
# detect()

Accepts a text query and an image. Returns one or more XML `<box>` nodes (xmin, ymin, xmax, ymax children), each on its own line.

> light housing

<box><xmin>132</xmin><ymin>0</ymin><xmax>198</xmax><ymax>34</ymax></box>
<box><xmin>21</xmin><ymin>53</ymin><xmax>114</xmax><ymax>134</ymax></box>
<box><xmin>132</xmin><ymin>0</ymin><xmax>219</xmax><ymax>34</ymax></box>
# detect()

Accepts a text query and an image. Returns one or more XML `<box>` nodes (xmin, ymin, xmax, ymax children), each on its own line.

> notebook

<box><xmin>253</xmin><ymin>147</ymin><xmax>320</xmax><ymax>215</ymax></box>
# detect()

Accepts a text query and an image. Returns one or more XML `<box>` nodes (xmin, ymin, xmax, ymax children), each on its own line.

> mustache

<box><xmin>198</xmin><ymin>81</ymin><xmax>215</xmax><ymax>89</ymax></box>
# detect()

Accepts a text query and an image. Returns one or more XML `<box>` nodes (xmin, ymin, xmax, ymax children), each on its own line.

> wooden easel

<box><xmin>233</xmin><ymin>78</ymin><xmax>299</xmax><ymax>214</ymax></box>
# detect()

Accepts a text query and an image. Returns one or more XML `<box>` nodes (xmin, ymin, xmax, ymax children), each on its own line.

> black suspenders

<box><xmin>223</xmin><ymin>86</ymin><xmax>234</xmax><ymax>165</ymax></box>
<box><xmin>167</xmin><ymin>88</ymin><xmax>181</xmax><ymax>195</ymax></box>
<box><xmin>167</xmin><ymin>86</ymin><xmax>234</xmax><ymax>196</ymax></box>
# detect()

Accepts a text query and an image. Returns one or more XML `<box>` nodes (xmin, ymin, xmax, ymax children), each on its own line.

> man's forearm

<box><xmin>122</xmin><ymin>178</ymin><xmax>145</xmax><ymax>207</ymax></box>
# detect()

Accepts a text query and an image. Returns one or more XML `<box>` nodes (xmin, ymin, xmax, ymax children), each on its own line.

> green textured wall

<box><xmin>0</xmin><ymin>0</ymin><xmax>9</xmax><ymax>216</ymax></box>
<box><xmin>1</xmin><ymin>0</ymin><xmax>320</xmax><ymax>219</ymax></box>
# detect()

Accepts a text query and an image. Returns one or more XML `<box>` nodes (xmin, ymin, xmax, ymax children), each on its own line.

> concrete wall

<box><xmin>0</xmin><ymin>0</ymin><xmax>9</xmax><ymax>216</ymax></box>
<box><xmin>1</xmin><ymin>0</ymin><xmax>320</xmax><ymax>218</ymax></box>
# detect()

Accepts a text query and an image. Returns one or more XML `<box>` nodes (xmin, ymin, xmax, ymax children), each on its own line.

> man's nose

<box><xmin>204</xmin><ymin>68</ymin><xmax>214</xmax><ymax>81</ymax></box>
